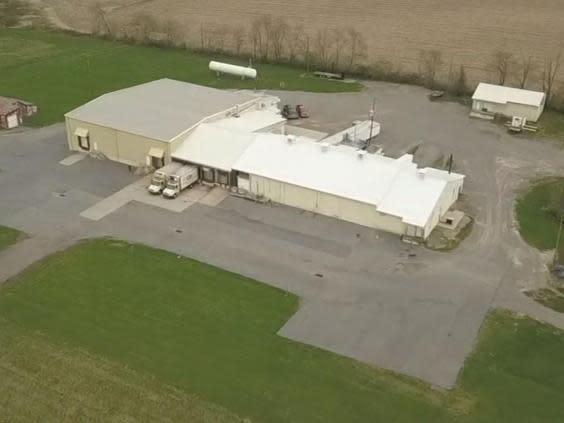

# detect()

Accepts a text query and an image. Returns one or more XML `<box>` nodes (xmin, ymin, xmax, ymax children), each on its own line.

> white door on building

<box><xmin>7</xmin><ymin>113</ymin><xmax>18</xmax><ymax>129</ymax></box>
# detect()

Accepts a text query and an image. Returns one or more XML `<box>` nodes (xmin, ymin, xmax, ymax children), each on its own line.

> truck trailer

<box><xmin>148</xmin><ymin>162</ymin><xmax>184</xmax><ymax>195</ymax></box>
<box><xmin>162</xmin><ymin>165</ymin><xmax>199</xmax><ymax>199</ymax></box>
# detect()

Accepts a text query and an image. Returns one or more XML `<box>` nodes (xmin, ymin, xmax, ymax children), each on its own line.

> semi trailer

<box><xmin>162</xmin><ymin>165</ymin><xmax>199</xmax><ymax>199</ymax></box>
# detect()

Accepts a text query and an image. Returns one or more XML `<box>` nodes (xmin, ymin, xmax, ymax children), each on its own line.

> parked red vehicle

<box><xmin>296</xmin><ymin>104</ymin><xmax>310</xmax><ymax>118</ymax></box>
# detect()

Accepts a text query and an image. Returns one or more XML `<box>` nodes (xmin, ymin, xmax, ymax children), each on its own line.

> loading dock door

<box><xmin>237</xmin><ymin>174</ymin><xmax>250</xmax><ymax>191</ymax></box>
<box><xmin>148</xmin><ymin>147</ymin><xmax>165</xmax><ymax>168</ymax></box>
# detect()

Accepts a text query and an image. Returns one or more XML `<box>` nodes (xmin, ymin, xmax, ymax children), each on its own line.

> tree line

<box><xmin>87</xmin><ymin>7</ymin><xmax>564</xmax><ymax>108</ymax></box>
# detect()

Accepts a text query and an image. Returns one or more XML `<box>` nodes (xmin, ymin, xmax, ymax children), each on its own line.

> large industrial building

<box><xmin>233</xmin><ymin>136</ymin><xmax>463</xmax><ymax>239</ymax></box>
<box><xmin>471</xmin><ymin>83</ymin><xmax>546</xmax><ymax>122</ymax></box>
<box><xmin>65</xmin><ymin>79</ymin><xmax>282</xmax><ymax>168</ymax></box>
<box><xmin>66</xmin><ymin>79</ymin><xmax>464</xmax><ymax>239</ymax></box>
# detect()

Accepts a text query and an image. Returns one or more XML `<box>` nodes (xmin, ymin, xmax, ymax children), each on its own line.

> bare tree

<box><xmin>517</xmin><ymin>55</ymin><xmax>535</xmax><ymax>88</ymax></box>
<box><xmin>161</xmin><ymin>18</ymin><xmax>181</xmax><ymax>46</ymax></box>
<box><xmin>418</xmin><ymin>49</ymin><xmax>443</xmax><ymax>88</ymax></box>
<box><xmin>542</xmin><ymin>51</ymin><xmax>562</xmax><ymax>105</ymax></box>
<box><xmin>231</xmin><ymin>26</ymin><xmax>246</xmax><ymax>56</ymax></box>
<box><xmin>450</xmin><ymin>65</ymin><xmax>468</xmax><ymax>96</ymax></box>
<box><xmin>211</xmin><ymin>24</ymin><xmax>230</xmax><ymax>53</ymax></box>
<box><xmin>88</xmin><ymin>2</ymin><xmax>113</xmax><ymax>37</ymax></box>
<box><xmin>270</xmin><ymin>17</ymin><xmax>289</xmax><ymax>62</ymax></box>
<box><xmin>330</xmin><ymin>27</ymin><xmax>347</xmax><ymax>71</ymax></box>
<box><xmin>490</xmin><ymin>50</ymin><xmax>513</xmax><ymax>85</ymax></box>
<box><xmin>286</xmin><ymin>23</ymin><xmax>304</xmax><ymax>63</ymax></box>
<box><xmin>300</xmin><ymin>33</ymin><xmax>312</xmax><ymax>71</ymax></box>
<box><xmin>127</xmin><ymin>12</ymin><xmax>158</xmax><ymax>42</ymax></box>
<box><xmin>345</xmin><ymin>28</ymin><xmax>367</xmax><ymax>71</ymax></box>
<box><xmin>0</xmin><ymin>0</ymin><xmax>32</xmax><ymax>28</ymax></box>
<box><xmin>250</xmin><ymin>15</ymin><xmax>273</xmax><ymax>61</ymax></box>
<box><xmin>314</xmin><ymin>28</ymin><xmax>334</xmax><ymax>69</ymax></box>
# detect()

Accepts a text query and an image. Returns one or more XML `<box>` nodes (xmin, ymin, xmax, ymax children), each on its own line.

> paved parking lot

<box><xmin>1</xmin><ymin>81</ymin><xmax>564</xmax><ymax>388</ymax></box>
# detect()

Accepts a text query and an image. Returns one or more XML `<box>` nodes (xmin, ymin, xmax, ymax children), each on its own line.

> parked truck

<box><xmin>162</xmin><ymin>165</ymin><xmax>199</xmax><ymax>199</ymax></box>
<box><xmin>148</xmin><ymin>162</ymin><xmax>183</xmax><ymax>195</ymax></box>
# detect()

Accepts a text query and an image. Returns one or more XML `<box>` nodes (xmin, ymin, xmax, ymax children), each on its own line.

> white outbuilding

<box><xmin>471</xmin><ymin>83</ymin><xmax>546</xmax><ymax>122</ymax></box>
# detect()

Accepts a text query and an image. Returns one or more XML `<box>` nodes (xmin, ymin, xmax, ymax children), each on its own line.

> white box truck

<box><xmin>162</xmin><ymin>165</ymin><xmax>199</xmax><ymax>199</ymax></box>
<box><xmin>148</xmin><ymin>162</ymin><xmax>183</xmax><ymax>195</ymax></box>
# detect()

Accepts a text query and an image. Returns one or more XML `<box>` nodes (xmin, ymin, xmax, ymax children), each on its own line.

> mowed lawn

<box><xmin>0</xmin><ymin>240</ymin><xmax>564</xmax><ymax>422</ymax></box>
<box><xmin>0</xmin><ymin>225</ymin><xmax>22</xmax><ymax>251</ymax></box>
<box><xmin>516</xmin><ymin>177</ymin><xmax>564</xmax><ymax>251</ymax></box>
<box><xmin>0</xmin><ymin>29</ymin><xmax>361</xmax><ymax>127</ymax></box>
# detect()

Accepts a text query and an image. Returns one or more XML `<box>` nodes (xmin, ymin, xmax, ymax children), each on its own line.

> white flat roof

<box><xmin>233</xmin><ymin>135</ymin><xmax>464</xmax><ymax>227</ymax></box>
<box><xmin>211</xmin><ymin>109</ymin><xmax>285</xmax><ymax>133</ymax></box>
<box><xmin>65</xmin><ymin>79</ymin><xmax>256</xmax><ymax>141</ymax></box>
<box><xmin>472</xmin><ymin>83</ymin><xmax>545</xmax><ymax>107</ymax></box>
<box><xmin>172</xmin><ymin>124</ymin><xmax>256</xmax><ymax>172</ymax></box>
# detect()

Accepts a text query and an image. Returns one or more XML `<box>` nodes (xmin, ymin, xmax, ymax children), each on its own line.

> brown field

<box><xmin>39</xmin><ymin>0</ymin><xmax>564</xmax><ymax>89</ymax></box>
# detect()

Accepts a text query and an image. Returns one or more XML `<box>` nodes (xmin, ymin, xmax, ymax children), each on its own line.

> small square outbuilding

<box><xmin>0</xmin><ymin>97</ymin><xmax>37</xmax><ymax>129</ymax></box>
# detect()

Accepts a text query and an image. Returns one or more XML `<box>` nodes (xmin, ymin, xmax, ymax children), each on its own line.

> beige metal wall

<box><xmin>249</xmin><ymin>175</ymin><xmax>407</xmax><ymax>235</ymax></box>
<box><xmin>422</xmin><ymin>178</ymin><xmax>464</xmax><ymax>238</ymax></box>
<box><xmin>472</xmin><ymin>100</ymin><xmax>544</xmax><ymax>122</ymax></box>
<box><xmin>66</xmin><ymin>117</ymin><xmax>171</xmax><ymax>166</ymax></box>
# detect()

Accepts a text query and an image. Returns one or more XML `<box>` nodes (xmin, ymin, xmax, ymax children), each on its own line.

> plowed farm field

<box><xmin>41</xmin><ymin>0</ymin><xmax>564</xmax><ymax>87</ymax></box>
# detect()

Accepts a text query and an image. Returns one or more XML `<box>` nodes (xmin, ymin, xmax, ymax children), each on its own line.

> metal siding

<box><xmin>116</xmin><ymin>131</ymin><xmax>171</xmax><ymax>166</ymax></box>
<box><xmin>249</xmin><ymin>175</ymin><xmax>406</xmax><ymax>235</ymax></box>
<box><xmin>474</xmin><ymin>101</ymin><xmax>543</xmax><ymax>122</ymax></box>
<box><xmin>423</xmin><ymin>178</ymin><xmax>464</xmax><ymax>238</ymax></box>
<box><xmin>66</xmin><ymin>118</ymin><xmax>119</xmax><ymax>160</ymax></box>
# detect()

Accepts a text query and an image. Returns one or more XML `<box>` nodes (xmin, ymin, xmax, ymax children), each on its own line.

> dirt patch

<box><xmin>426</xmin><ymin>215</ymin><xmax>474</xmax><ymax>252</ymax></box>
<box><xmin>525</xmin><ymin>287</ymin><xmax>564</xmax><ymax>313</ymax></box>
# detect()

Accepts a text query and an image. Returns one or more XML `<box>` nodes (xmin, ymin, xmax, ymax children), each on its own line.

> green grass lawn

<box><xmin>516</xmin><ymin>177</ymin><xmax>564</xmax><ymax>251</ymax></box>
<box><xmin>0</xmin><ymin>239</ymin><xmax>564</xmax><ymax>422</ymax></box>
<box><xmin>0</xmin><ymin>225</ymin><xmax>22</xmax><ymax>251</ymax></box>
<box><xmin>0</xmin><ymin>29</ymin><xmax>362</xmax><ymax>127</ymax></box>
<box><xmin>536</xmin><ymin>109</ymin><xmax>564</xmax><ymax>144</ymax></box>
<box><xmin>0</xmin><ymin>318</ymin><xmax>242</xmax><ymax>422</ymax></box>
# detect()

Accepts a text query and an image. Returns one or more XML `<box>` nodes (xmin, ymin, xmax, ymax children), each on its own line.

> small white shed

<box><xmin>471</xmin><ymin>83</ymin><xmax>546</xmax><ymax>122</ymax></box>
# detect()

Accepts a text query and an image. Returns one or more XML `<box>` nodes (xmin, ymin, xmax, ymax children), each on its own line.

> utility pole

<box><xmin>554</xmin><ymin>212</ymin><xmax>564</xmax><ymax>267</ymax></box>
<box><xmin>367</xmin><ymin>98</ymin><xmax>376</xmax><ymax>149</ymax></box>
<box><xmin>447</xmin><ymin>154</ymin><xmax>453</xmax><ymax>174</ymax></box>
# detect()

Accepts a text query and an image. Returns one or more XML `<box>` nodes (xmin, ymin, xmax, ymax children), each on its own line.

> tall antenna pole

<box><xmin>368</xmin><ymin>98</ymin><xmax>376</xmax><ymax>149</ymax></box>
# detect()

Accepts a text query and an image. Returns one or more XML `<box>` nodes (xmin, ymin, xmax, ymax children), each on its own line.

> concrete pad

<box><xmin>279</xmin><ymin>284</ymin><xmax>493</xmax><ymax>388</ymax></box>
<box><xmin>80</xmin><ymin>177</ymin><xmax>220</xmax><ymax>221</ymax></box>
<box><xmin>199</xmin><ymin>186</ymin><xmax>228</xmax><ymax>207</ymax></box>
<box><xmin>59</xmin><ymin>153</ymin><xmax>87</xmax><ymax>166</ymax></box>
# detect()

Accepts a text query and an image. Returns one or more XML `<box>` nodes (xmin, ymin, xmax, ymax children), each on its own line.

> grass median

<box><xmin>0</xmin><ymin>225</ymin><xmax>22</xmax><ymax>251</ymax></box>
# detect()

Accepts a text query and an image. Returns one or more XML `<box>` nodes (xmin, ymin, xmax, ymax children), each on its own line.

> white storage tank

<box><xmin>209</xmin><ymin>61</ymin><xmax>257</xmax><ymax>79</ymax></box>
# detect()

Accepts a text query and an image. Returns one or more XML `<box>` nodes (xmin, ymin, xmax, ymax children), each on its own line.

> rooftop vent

<box><xmin>320</xmin><ymin>142</ymin><xmax>330</xmax><ymax>152</ymax></box>
<box><xmin>357</xmin><ymin>150</ymin><xmax>367</xmax><ymax>160</ymax></box>
<box><xmin>417</xmin><ymin>170</ymin><xmax>426</xmax><ymax>180</ymax></box>
<box><xmin>286</xmin><ymin>135</ymin><xmax>296</xmax><ymax>144</ymax></box>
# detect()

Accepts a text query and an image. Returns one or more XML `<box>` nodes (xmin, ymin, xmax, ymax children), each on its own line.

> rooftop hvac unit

<box><xmin>286</xmin><ymin>135</ymin><xmax>296</xmax><ymax>144</ymax></box>
<box><xmin>417</xmin><ymin>170</ymin><xmax>426</xmax><ymax>179</ymax></box>
<box><xmin>357</xmin><ymin>150</ymin><xmax>367</xmax><ymax>160</ymax></box>
<box><xmin>209</xmin><ymin>61</ymin><xmax>257</xmax><ymax>79</ymax></box>
<box><xmin>320</xmin><ymin>142</ymin><xmax>330</xmax><ymax>152</ymax></box>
